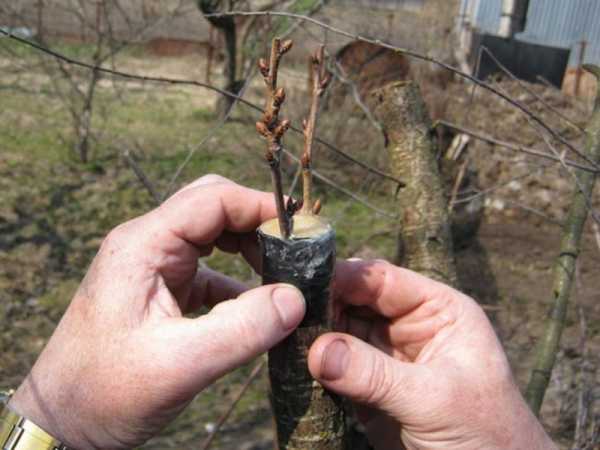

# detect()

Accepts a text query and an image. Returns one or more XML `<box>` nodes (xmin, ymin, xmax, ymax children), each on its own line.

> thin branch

<box><xmin>199</xmin><ymin>360</ymin><xmax>265</xmax><ymax>450</ymax></box>
<box><xmin>163</xmin><ymin>70</ymin><xmax>255</xmax><ymax>199</ymax></box>
<box><xmin>0</xmin><ymin>29</ymin><xmax>404</xmax><ymax>187</ymax></box>
<box><xmin>282</xmin><ymin>148</ymin><xmax>397</xmax><ymax>219</ymax></box>
<box><xmin>202</xmin><ymin>10</ymin><xmax>598</xmax><ymax>171</ymax></box>
<box><xmin>332</xmin><ymin>59</ymin><xmax>383</xmax><ymax>134</ymax></box>
<box><xmin>526</xmin><ymin>65</ymin><xmax>600</xmax><ymax>415</ymax></box>
<box><xmin>493</xmin><ymin>196</ymin><xmax>563</xmax><ymax>226</ymax></box>
<box><xmin>478</xmin><ymin>46</ymin><xmax>600</xmax><ymax>226</ymax></box>
<box><xmin>256</xmin><ymin>38</ymin><xmax>293</xmax><ymax>238</ymax></box>
<box><xmin>448</xmin><ymin>157</ymin><xmax>469</xmax><ymax>213</ymax></box>
<box><xmin>480</xmin><ymin>46</ymin><xmax>585</xmax><ymax>134</ymax></box>
<box><xmin>453</xmin><ymin>164</ymin><xmax>546</xmax><ymax>207</ymax></box>
<box><xmin>231</xmin><ymin>126</ymin><xmax>398</xmax><ymax>219</ymax></box>
<box><xmin>436</xmin><ymin>120</ymin><xmax>599</xmax><ymax>174</ymax></box>
<box><xmin>122</xmin><ymin>149</ymin><xmax>161</xmax><ymax>205</ymax></box>
<box><xmin>300</xmin><ymin>44</ymin><xmax>330</xmax><ymax>215</ymax></box>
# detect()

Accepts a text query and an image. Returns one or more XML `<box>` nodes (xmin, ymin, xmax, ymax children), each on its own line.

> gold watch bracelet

<box><xmin>1</xmin><ymin>390</ymin><xmax>70</xmax><ymax>450</ymax></box>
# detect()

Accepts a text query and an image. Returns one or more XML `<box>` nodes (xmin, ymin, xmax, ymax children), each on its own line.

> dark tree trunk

<box><xmin>258</xmin><ymin>216</ymin><xmax>346</xmax><ymax>450</ymax></box>
<box><xmin>197</xmin><ymin>0</ymin><xmax>240</xmax><ymax>117</ymax></box>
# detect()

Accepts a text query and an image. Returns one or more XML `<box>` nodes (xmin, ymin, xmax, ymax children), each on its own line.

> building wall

<box><xmin>460</xmin><ymin>0</ymin><xmax>600</xmax><ymax>68</ymax></box>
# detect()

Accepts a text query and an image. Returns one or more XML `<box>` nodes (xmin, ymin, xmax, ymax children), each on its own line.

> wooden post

<box><xmin>258</xmin><ymin>216</ymin><xmax>346</xmax><ymax>450</ymax></box>
<box><xmin>371</xmin><ymin>81</ymin><xmax>457</xmax><ymax>286</ymax></box>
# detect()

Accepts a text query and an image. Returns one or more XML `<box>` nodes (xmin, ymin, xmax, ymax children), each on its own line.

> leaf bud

<box><xmin>274</xmin><ymin>87</ymin><xmax>286</xmax><ymax>106</ymax></box>
<box><xmin>312</xmin><ymin>198</ymin><xmax>322</xmax><ymax>215</ymax></box>
<box><xmin>256</xmin><ymin>121</ymin><xmax>269</xmax><ymax>137</ymax></box>
<box><xmin>280</xmin><ymin>40</ymin><xmax>293</xmax><ymax>54</ymax></box>
<box><xmin>258</xmin><ymin>58</ymin><xmax>269</xmax><ymax>77</ymax></box>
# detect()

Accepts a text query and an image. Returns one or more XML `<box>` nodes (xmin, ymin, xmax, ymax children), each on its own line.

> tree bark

<box><xmin>371</xmin><ymin>81</ymin><xmax>457</xmax><ymax>286</ymax></box>
<box><xmin>525</xmin><ymin>65</ymin><xmax>600</xmax><ymax>416</ymax></box>
<box><xmin>258</xmin><ymin>216</ymin><xmax>346</xmax><ymax>450</ymax></box>
<box><xmin>197</xmin><ymin>0</ymin><xmax>239</xmax><ymax>116</ymax></box>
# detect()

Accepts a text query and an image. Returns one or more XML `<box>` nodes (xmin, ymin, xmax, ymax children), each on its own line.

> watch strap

<box><xmin>1</xmin><ymin>401</ymin><xmax>70</xmax><ymax>450</ymax></box>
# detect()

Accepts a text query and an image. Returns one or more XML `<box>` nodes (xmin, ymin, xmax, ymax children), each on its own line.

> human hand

<box><xmin>308</xmin><ymin>259</ymin><xmax>557</xmax><ymax>450</ymax></box>
<box><xmin>8</xmin><ymin>175</ymin><xmax>306</xmax><ymax>449</ymax></box>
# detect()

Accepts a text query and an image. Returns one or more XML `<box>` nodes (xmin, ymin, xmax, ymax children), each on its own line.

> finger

<box><xmin>128</xmin><ymin>180</ymin><xmax>277</xmax><ymax>287</ymax></box>
<box><xmin>172</xmin><ymin>284</ymin><xmax>305</xmax><ymax>390</ymax></box>
<box><xmin>308</xmin><ymin>332</ymin><xmax>431</xmax><ymax>423</ymax></box>
<box><xmin>333</xmin><ymin>259</ymin><xmax>458</xmax><ymax>319</ymax></box>
<box><xmin>158</xmin><ymin>180</ymin><xmax>277</xmax><ymax>245</ymax></box>
<box><xmin>183</xmin><ymin>267</ymin><xmax>248</xmax><ymax>313</ymax></box>
<box><xmin>171</xmin><ymin>173</ymin><xmax>235</xmax><ymax>198</ymax></box>
<box><xmin>215</xmin><ymin>231</ymin><xmax>261</xmax><ymax>273</ymax></box>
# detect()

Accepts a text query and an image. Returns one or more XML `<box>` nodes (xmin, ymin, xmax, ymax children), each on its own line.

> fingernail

<box><xmin>320</xmin><ymin>339</ymin><xmax>350</xmax><ymax>381</ymax></box>
<box><xmin>272</xmin><ymin>286</ymin><xmax>305</xmax><ymax>330</ymax></box>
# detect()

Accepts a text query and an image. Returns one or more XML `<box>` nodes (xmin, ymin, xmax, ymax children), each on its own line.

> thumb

<box><xmin>187</xmin><ymin>284</ymin><xmax>305</xmax><ymax>385</ymax></box>
<box><xmin>308</xmin><ymin>333</ymin><xmax>429</xmax><ymax>422</ymax></box>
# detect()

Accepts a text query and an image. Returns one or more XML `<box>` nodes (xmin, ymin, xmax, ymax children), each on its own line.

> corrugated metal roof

<box><xmin>461</xmin><ymin>0</ymin><xmax>600</xmax><ymax>67</ymax></box>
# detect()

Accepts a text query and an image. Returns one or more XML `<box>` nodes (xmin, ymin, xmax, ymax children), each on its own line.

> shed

<box><xmin>457</xmin><ymin>0</ymin><xmax>600</xmax><ymax>95</ymax></box>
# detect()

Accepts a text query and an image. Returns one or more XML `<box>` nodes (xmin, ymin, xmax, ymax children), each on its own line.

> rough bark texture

<box><xmin>258</xmin><ymin>218</ymin><xmax>346</xmax><ymax>450</ymax></box>
<box><xmin>371</xmin><ymin>81</ymin><xmax>457</xmax><ymax>286</ymax></box>
<box><xmin>525</xmin><ymin>65</ymin><xmax>600</xmax><ymax>416</ymax></box>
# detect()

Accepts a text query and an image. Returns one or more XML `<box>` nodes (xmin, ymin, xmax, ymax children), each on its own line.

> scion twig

<box><xmin>256</xmin><ymin>38</ymin><xmax>293</xmax><ymax>238</ymax></box>
<box><xmin>300</xmin><ymin>45</ymin><xmax>331</xmax><ymax>215</ymax></box>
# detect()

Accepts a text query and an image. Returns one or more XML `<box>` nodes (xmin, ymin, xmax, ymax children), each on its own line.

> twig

<box><xmin>199</xmin><ymin>360</ymin><xmax>265</xmax><ymax>450</ymax></box>
<box><xmin>282</xmin><ymin>147</ymin><xmax>397</xmax><ymax>219</ymax></box>
<box><xmin>163</xmin><ymin>67</ymin><xmax>255</xmax><ymax>199</ymax></box>
<box><xmin>232</xmin><ymin>128</ymin><xmax>398</xmax><ymax>219</ymax></box>
<box><xmin>346</xmin><ymin>227</ymin><xmax>394</xmax><ymax>257</ymax></box>
<box><xmin>480</xmin><ymin>46</ymin><xmax>585</xmax><ymax>134</ymax></box>
<box><xmin>256</xmin><ymin>38</ymin><xmax>293</xmax><ymax>238</ymax></box>
<box><xmin>300</xmin><ymin>45</ymin><xmax>330</xmax><ymax>215</ymax></box>
<box><xmin>453</xmin><ymin>164</ymin><xmax>546</xmax><ymax>206</ymax></box>
<box><xmin>448</xmin><ymin>157</ymin><xmax>469</xmax><ymax>213</ymax></box>
<box><xmin>287</xmin><ymin>165</ymin><xmax>302</xmax><ymax>198</ymax></box>
<box><xmin>493</xmin><ymin>196</ymin><xmax>563</xmax><ymax>226</ymax></box>
<box><xmin>0</xmin><ymin>29</ymin><xmax>405</xmax><ymax>187</ymax></box>
<box><xmin>475</xmin><ymin>49</ymin><xmax>600</xmax><ymax>226</ymax></box>
<box><xmin>436</xmin><ymin>120</ymin><xmax>599</xmax><ymax>174</ymax></box>
<box><xmin>332</xmin><ymin>59</ymin><xmax>383</xmax><ymax>134</ymax></box>
<box><xmin>122</xmin><ymin>149</ymin><xmax>161</xmax><ymax>205</ymax></box>
<box><xmin>202</xmin><ymin>10</ymin><xmax>598</xmax><ymax>171</ymax></box>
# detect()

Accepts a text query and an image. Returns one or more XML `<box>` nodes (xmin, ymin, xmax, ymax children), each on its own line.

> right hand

<box><xmin>308</xmin><ymin>259</ymin><xmax>557</xmax><ymax>450</ymax></box>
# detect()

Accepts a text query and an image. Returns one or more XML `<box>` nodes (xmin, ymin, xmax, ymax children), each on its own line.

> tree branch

<box><xmin>526</xmin><ymin>65</ymin><xmax>600</xmax><ymax>415</ymax></box>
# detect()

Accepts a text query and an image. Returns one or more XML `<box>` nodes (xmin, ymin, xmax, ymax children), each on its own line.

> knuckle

<box><xmin>361</xmin><ymin>354</ymin><xmax>396</xmax><ymax>406</ymax></box>
<box><xmin>198</xmin><ymin>173</ymin><xmax>232</xmax><ymax>185</ymax></box>
<box><xmin>102</xmin><ymin>221</ymin><xmax>131</xmax><ymax>250</ymax></box>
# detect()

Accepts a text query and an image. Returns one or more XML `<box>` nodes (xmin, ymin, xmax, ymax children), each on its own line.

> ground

<box><xmin>1</xmin><ymin>37</ymin><xmax>599</xmax><ymax>449</ymax></box>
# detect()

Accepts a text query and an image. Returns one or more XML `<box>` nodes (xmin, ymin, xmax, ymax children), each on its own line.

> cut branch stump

<box><xmin>258</xmin><ymin>216</ymin><xmax>346</xmax><ymax>450</ymax></box>
<box><xmin>371</xmin><ymin>81</ymin><xmax>457</xmax><ymax>286</ymax></box>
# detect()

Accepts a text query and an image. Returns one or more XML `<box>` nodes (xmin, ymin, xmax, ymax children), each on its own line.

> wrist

<box><xmin>504</xmin><ymin>395</ymin><xmax>558</xmax><ymax>450</ymax></box>
<box><xmin>8</xmin><ymin>378</ymin><xmax>87</xmax><ymax>450</ymax></box>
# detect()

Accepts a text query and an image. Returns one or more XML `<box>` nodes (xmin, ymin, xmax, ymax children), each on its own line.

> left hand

<box><xmin>8</xmin><ymin>175</ymin><xmax>306</xmax><ymax>449</ymax></box>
